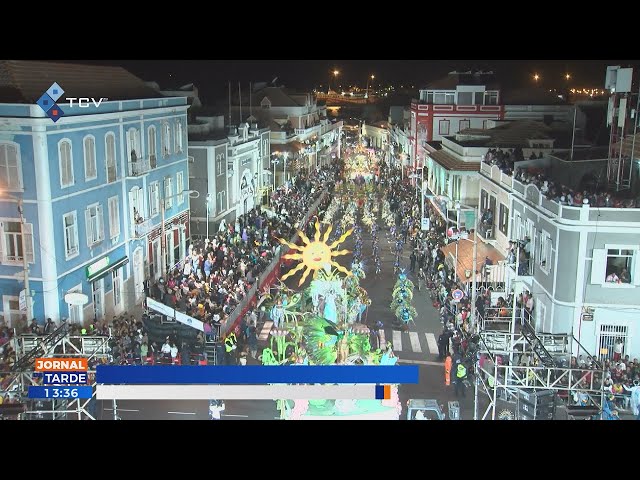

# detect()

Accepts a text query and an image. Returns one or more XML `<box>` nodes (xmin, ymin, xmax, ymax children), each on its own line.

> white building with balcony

<box><xmin>478</xmin><ymin>151</ymin><xmax>640</xmax><ymax>361</ymax></box>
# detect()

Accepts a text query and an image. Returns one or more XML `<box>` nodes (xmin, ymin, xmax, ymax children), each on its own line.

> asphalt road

<box><xmin>95</xmin><ymin>189</ymin><xmax>482</xmax><ymax>420</ymax></box>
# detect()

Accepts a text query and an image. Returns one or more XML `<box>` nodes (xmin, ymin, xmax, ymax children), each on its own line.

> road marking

<box><xmin>398</xmin><ymin>359</ymin><xmax>444</xmax><ymax>367</ymax></box>
<box><xmin>392</xmin><ymin>330</ymin><xmax>402</xmax><ymax>352</ymax></box>
<box><xmin>258</xmin><ymin>321</ymin><xmax>273</xmax><ymax>341</ymax></box>
<box><xmin>167</xmin><ymin>411</ymin><xmax>196</xmax><ymax>415</ymax></box>
<box><xmin>409</xmin><ymin>332</ymin><xmax>422</xmax><ymax>353</ymax></box>
<box><xmin>425</xmin><ymin>333</ymin><xmax>438</xmax><ymax>354</ymax></box>
<box><xmin>104</xmin><ymin>408</ymin><xmax>139</xmax><ymax>412</ymax></box>
<box><xmin>221</xmin><ymin>414</ymin><xmax>249</xmax><ymax>418</ymax></box>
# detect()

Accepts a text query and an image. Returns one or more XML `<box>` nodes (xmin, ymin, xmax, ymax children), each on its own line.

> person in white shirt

<box><xmin>170</xmin><ymin>343</ymin><xmax>179</xmax><ymax>361</ymax></box>
<box><xmin>606</xmin><ymin>272</ymin><xmax>620</xmax><ymax>283</ymax></box>
<box><xmin>161</xmin><ymin>339</ymin><xmax>172</xmax><ymax>359</ymax></box>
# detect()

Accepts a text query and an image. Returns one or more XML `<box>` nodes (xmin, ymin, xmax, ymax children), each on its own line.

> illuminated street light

<box><xmin>365</xmin><ymin>74</ymin><xmax>375</xmax><ymax>100</ymax></box>
<box><xmin>565</xmin><ymin>73</ymin><xmax>571</xmax><ymax>80</ymax></box>
<box><xmin>533</xmin><ymin>73</ymin><xmax>540</xmax><ymax>82</ymax></box>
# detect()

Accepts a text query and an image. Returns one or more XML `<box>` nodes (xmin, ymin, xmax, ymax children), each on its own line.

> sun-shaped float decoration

<box><xmin>278</xmin><ymin>219</ymin><xmax>353</xmax><ymax>286</ymax></box>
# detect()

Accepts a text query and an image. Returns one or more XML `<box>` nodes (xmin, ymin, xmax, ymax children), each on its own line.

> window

<box><xmin>474</xmin><ymin>92</ymin><xmax>484</xmax><ymax>105</ymax></box>
<box><xmin>485</xmin><ymin>91</ymin><xmax>499</xmax><ymax>105</ymax></box>
<box><xmin>217</xmin><ymin>190</ymin><xmax>226</xmax><ymax>213</ymax></box>
<box><xmin>105</xmin><ymin>133</ymin><xmax>117</xmax><ymax>183</ymax></box>
<box><xmin>1</xmin><ymin>296</ymin><xmax>22</xmax><ymax>327</ymax></box>
<box><xmin>164</xmin><ymin>177</ymin><xmax>173</xmax><ymax>209</ymax></box>
<box><xmin>83</xmin><ymin>136</ymin><xmax>97</xmax><ymax>181</ymax></box>
<box><xmin>538</xmin><ymin>231</ymin><xmax>552</xmax><ymax>272</ymax></box>
<box><xmin>162</xmin><ymin>122</ymin><xmax>171</xmax><ymax>156</ymax></box>
<box><xmin>174</xmin><ymin>120</ymin><xmax>184</xmax><ymax>153</ymax></box>
<box><xmin>261</xmin><ymin>98</ymin><xmax>271</xmax><ymax>109</ymax></box>
<box><xmin>0</xmin><ymin>142</ymin><xmax>22</xmax><ymax>190</ymax></box>
<box><xmin>148</xmin><ymin>126</ymin><xmax>157</xmax><ymax>168</ymax></box>
<box><xmin>149</xmin><ymin>182</ymin><xmax>160</xmax><ymax>217</ymax></box>
<box><xmin>458</xmin><ymin>119</ymin><xmax>470</xmax><ymax>132</ymax></box>
<box><xmin>452</xmin><ymin>176</ymin><xmax>462</xmax><ymax>202</ymax></box>
<box><xmin>434</xmin><ymin>92</ymin><xmax>455</xmax><ymax>104</ymax></box>
<box><xmin>85</xmin><ymin>204</ymin><xmax>104</xmax><ymax>246</ymax></box>
<box><xmin>457</xmin><ymin>92</ymin><xmax>473</xmax><ymax>105</ymax></box>
<box><xmin>59</xmin><ymin>139</ymin><xmax>74</xmax><ymax>188</ymax></box>
<box><xmin>63</xmin><ymin>211</ymin><xmax>79</xmax><ymax>259</ymax></box>
<box><xmin>176</xmin><ymin>171</ymin><xmax>185</xmax><ymax>205</ymax></box>
<box><xmin>216</xmin><ymin>153</ymin><xmax>225</xmax><ymax>176</ymax></box>
<box><xmin>513</xmin><ymin>213</ymin><xmax>524</xmax><ymax>241</ymax></box>
<box><xmin>426</xmin><ymin>92</ymin><xmax>434</xmax><ymax>103</ymax></box>
<box><xmin>439</xmin><ymin>120</ymin><xmax>450</xmax><ymax>136</ymax></box>
<box><xmin>480</xmin><ymin>190</ymin><xmax>489</xmax><ymax>212</ymax></box>
<box><xmin>606</xmin><ymin>249</ymin><xmax>634</xmax><ymax>284</ymax></box>
<box><xmin>499</xmin><ymin>203</ymin><xmax>509</xmax><ymax>235</ymax></box>
<box><xmin>127</xmin><ymin>127</ymin><xmax>140</xmax><ymax>161</ymax></box>
<box><xmin>108</xmin><ymin>196</ymin><xmax>120</xmax><ymax>239</ymax></box>
<box><xmin>67</xmin><ymin>285</ymin><xmax>84</xmax><ymax>325</ymax></box>
<box><xmin>0</xmin><ymin>220</ymin><xmax>34</xmax><ymax>264</ymax></box>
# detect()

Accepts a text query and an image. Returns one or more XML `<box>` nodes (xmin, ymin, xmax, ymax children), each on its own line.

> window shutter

<box><xmin>0</xmin><ymin>222</ymin><xmax>4</xmax><ymax>261</ymax></box>
<box><xmin>98</xmin><ymin>205</ymin><xmax>104</xmax><ymax>241</ymax></box>
<box><xmin>24</xmin><ymin>223</ymin><xmax>34</xmax><ymax>263</ymax></box>
<box><xmin>85</xmin><ymin>209</ymin><xmax>92</xmax><ymax>246</ymax></box>
<box><xmin>590</xmin><ymin>249</ymin><xmax>607</xmax><ymax>284</ymax></box>
<box><xmin>632</xmin><ymin>251</ymin><xmax>640</xmax><ymax>286</ymax></box>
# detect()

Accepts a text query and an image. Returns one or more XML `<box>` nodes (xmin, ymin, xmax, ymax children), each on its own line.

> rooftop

<box><xmin>429</xmin><ymin>148</ymin><xmax>480</xmax><ymax>171</ymax></box>
<box><xmin>0</xmin><ymin>60</ymin><xmax>161</xmax><ymax>103</ymax></box>
<box><xmin>423</xmin><ymin>71</ymin><xmax>499</xmax><ymax>91</ymax></box>
<box><xmin>551</xmin><ymin>146</ymin><xmax>609</xmax><ymax>161</ymax></box>
<box><xmin>452</xmin><ymin>120</ymin><xmax>572</xmax><ymax>148</ymax></box>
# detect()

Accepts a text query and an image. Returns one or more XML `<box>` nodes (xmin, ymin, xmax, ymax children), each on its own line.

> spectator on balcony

<box><xmin>620</xmin><ymin>268</ymin><xmax>631</xmax><ymax>284</ymax></box>
<box><xmin>525</xmin><ymin>293</ymin><xmax>534</xmax><ymax>315</ymax></box>
<box><xmin>606</xmin><ymin>270</ymin><xmax>620</xmax><ymax>284</ymax></box>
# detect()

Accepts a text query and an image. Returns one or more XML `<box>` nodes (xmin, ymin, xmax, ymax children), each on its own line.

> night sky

<box><xmin>65</xmin><ymin>60</ymin><xmax>640</xmax><ymax>103</ymax></box>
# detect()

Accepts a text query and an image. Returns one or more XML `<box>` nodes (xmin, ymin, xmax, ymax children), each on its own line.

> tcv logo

<box><xmin>36</xmin><ymin>82</ymin><xmax>108</xmax><ymax>122</ymax></box>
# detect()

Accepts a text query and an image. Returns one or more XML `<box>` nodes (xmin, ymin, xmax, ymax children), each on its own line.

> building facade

<box><xmin>478</xmin><ymin>160</ymin><xmax>640</xmax><ymax>360</ymax></box>
<box><xmin>188</xmin><ymin>117</ymin><xmax>271</xmax><ymax>238</ymax></box>
<box><xmin>0</xmin><ymin>60</ymin><xmax>190</xmax><ymax>327</ymax></box>
<box><xmin>230</xmin><ymin>86</ymin><xmax>343</xmax><ymax>183</ymax></box>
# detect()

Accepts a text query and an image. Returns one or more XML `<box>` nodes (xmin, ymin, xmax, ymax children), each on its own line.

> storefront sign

<box><xmin>86</xmin><ymin>256</ymin><xmax>110</xmax><ymax>279</ymax></box>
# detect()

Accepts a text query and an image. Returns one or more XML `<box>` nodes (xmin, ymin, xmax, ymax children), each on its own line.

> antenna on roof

<box><xmin>272</xmin><ymin>77</ymin><xmax>278</xmax><ymax>86</ymax></box>
<box><xmin>249</xmin><ymin>82</ymin><xmax>252</xmax><ymax>117</ymax></box>
<box><xmin>228</xmin><ymin>81</ymin><xmax>231</xmax><ymax>126</ymax></box>
<box><xmin>239</xmin><ymin>81</ymin><xmax>242</xmax><ymax>124</ymax></box>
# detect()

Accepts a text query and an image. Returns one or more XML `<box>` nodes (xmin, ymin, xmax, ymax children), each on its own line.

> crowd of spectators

<box><xmin>483</xmin><ymin>147</ymin><xmax>639</xmax><ymax>208</ymax></box>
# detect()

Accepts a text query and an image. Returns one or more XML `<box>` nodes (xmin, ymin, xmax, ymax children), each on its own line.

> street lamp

<box><xmin>533</xmin><ymin>73</ymin><xmax>540</xmax><ymax>82</ymax></box>
<box><xmin>271</xmin><ymin>157</ymin><xmax>280</xmax><ymax>191</ymax></box>
<box><xmin>206</xmin><ymin>193</ymin><xmax>213</xmax><ymax>240</ymax></box>
<box><xmin>365</xmin><ymin>74</ymin><xmax>375</xmax><ymax>100</ymax></box>
<box><xmin>330</xmin><ymin>69</ymin><xmax>339</xmax><ymax>94</ymax></box>
<box><xmin>161</xmin><ymin>189</ymin><xmax>199</xmax><ymax>278</ymax></box>
<box><xmin>0</xmin><ymin>190</ymin><xmax>32</xmax><ymax>325</ymax></box>
<box><xmin>282</xmin><ymin>151</ymin><xmax>289</xmax><ymax>185</ymax></box>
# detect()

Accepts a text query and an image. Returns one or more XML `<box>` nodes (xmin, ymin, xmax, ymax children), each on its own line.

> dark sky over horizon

<box><xmin>66</xmin><ymin>59</ymin><xmax>640</xmax><ymax>103</ymax></box>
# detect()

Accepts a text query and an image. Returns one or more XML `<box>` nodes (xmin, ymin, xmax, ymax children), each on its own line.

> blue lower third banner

<box><xmin>28</xmin><ymin>386</ymin><xmax>93</xmax><ymax>399</ymax></box>
<box><xmin>96</xmin><ymin>366</ymin><xmax>419</xmax><ymax>385</ymax></box>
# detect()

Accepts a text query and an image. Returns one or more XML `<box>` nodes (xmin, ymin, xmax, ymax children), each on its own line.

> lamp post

<box><xmin>330</xmin><ymin>69</ymin><xmax>339</xmax><ymax>94</ymax></box>
<box><xmin>161</xmin><ymin>189</ymin><xmax>199</xmax><ymax>279</ymax></box>
<box><xmin>365</xmin><ymin>74</ymin><xmax>375</xmax><ymax>100</ymax></box>
<box><xmin>271</xmin><ymin>157</ymin><xmax>280</xmax><ymax>191</ymax></box>
<box><xmin>282</xmin><ymin>151</ymin><xmax>289</xmax><ymax>185</ymax></box>
<box><xmin>206</xmin><ymin>193</ymin><xmax>212</xmax><ymax>241</ymax></box>
<box><xmin>0</xmin><ymin>191</ymin><xmax>33</xmax><ymax>325</ymax></box>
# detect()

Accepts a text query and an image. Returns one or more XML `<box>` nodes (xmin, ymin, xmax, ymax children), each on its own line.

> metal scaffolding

<box><xmin>1</xmin><ymin>323</ymin><xmax>111</xmax><ymax>420</ymax></box>
<box><xmin>473</xmin><ymin>315</ymin><xmax>605</xmax><ymax>420</ymax></box>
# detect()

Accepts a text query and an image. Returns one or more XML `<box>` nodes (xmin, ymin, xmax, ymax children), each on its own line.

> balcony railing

<box><xmin>132</xmin><ymin>218</ymin><xmax>153</xmax><ymax>238</ymax></box>
<box><xmin>127</xmin><ymin>157</ymin><xmax>151</xmax><ymax>177</ymax></box>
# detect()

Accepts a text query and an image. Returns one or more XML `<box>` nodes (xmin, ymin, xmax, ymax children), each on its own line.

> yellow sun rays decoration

<box><xmin>278</xmin><ymin>219</ymin><xmax>353</xmax><ymax>286</ymax></box>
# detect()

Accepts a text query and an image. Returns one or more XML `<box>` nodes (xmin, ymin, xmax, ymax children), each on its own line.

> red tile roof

<box><xmin>0</xmin><ymin>60</ymin><xmax>161</xmax><ymax>103</ymax></box>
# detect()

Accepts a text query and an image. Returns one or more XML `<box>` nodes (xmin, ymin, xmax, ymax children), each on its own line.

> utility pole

<box><xmin>18</xmin><ymin>199</ymin><xmax>33</xmax><ymax>324</ymax></box>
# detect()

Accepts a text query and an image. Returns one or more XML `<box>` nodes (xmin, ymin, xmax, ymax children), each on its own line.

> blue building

<box><xmin>0</xmin><ymin>60</ymin><xmax>191</xmax><ymax>327</ymax></box>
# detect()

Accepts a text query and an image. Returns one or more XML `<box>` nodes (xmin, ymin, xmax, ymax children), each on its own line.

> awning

<box><xmin>440</xmin><ymin>234</ymin><xmax>504</xmax><ymax>282</ymax></box>
<box><xmin>87</xmin><ymin>255</ymin><xmax>129</xmax><ymax>283</ymax></box>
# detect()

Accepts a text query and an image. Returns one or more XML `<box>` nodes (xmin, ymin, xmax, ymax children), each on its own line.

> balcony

<box><xmin>132</xmin><ymin>218</ymin><xmax>153</xmax><ymax>238</ymax></box>
<box><xmin>127</xmin><ymin>157</ymin><xmax>151</xmax><ymax>177</ymax></box>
